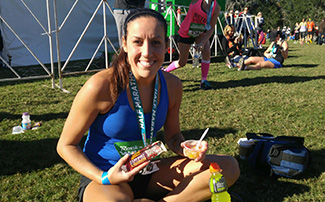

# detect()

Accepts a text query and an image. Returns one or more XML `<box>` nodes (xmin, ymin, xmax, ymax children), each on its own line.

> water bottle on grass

<box><xmin>193</xmin><ymin>48</ymin><xmax>200</xmax><ymax>68</ymax></box>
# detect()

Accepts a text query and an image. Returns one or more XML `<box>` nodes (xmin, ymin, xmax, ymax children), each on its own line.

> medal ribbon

<box><xmin>129</xmin><ymin>71</ymin><xmax>159</xmax><ymax>147</ymax></box>
<box><xmin>205</xmin><ymin>0</ymin><xmax>214</xmax><ymax>30</ymax></box>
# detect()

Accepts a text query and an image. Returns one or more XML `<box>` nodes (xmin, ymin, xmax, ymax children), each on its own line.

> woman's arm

<box><xmin>163</xmin><ymin>72</ymin><xmax>184</xmax><ymax>156</ymax></box>
<box><xmin>279</xmin><ymin>40</ymin><xmax>289</xmax><ymax>59</ymax></box>
<box><xmin>163</xmin><ymin>72</ymin><xmax>208</xmax><ymax>161</ymax></box>
<box><xmin>264</xmin><ymin>42</ymin><xmax>274</xmax><ymax>56</ymax></box>
<box><xmin>57</xmin><ymin>71</ymin><xmax>112</xmax><ymax>184</ymax></box>
<box><xmin>221</xmin><ymin>37</ymin><xmax>235</xmax><ymax>56</ymax></box>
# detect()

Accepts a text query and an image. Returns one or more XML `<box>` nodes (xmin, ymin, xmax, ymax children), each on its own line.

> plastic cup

<box><xmin>237</xmin><ymin>138</ymin><xmax>255</xmax><ymax>159</ymax></box>
<box><xmin>12</xmin><ymin>126</ymin><xmax>24</xmax><ymax>134</ymax></box>
<box><xmin>183</xmin><ymin>140</ymin><xmax>204</xmax><ymax>159</ymax></box>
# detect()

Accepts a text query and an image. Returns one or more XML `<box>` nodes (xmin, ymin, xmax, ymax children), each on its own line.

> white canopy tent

<box><xmin>0</xmin><ymin>0</ymin><xmax>118</xmax><ymax>67</ymax></box>
<box><xmin>0</xmin><ymin>0</ymin><xmax>118</xmax><ymax>88</ymax></box>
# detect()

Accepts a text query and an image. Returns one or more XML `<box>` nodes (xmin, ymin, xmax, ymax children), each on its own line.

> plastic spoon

<box><xmin>196</xmin><ymin>128</ymin><xmax>209</xmax><ymax>149</ymax></box>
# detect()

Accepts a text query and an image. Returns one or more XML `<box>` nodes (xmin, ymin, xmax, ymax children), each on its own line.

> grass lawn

<box><xmin>0</xmin><ymin>41</ymin><xmax>324</xmax><ymax>201</ymax></box>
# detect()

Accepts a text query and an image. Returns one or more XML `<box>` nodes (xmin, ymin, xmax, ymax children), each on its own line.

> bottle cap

<box><xmin>209</xmin><ymin>162</ymin><xmax>221</xmax><ymax>173</ymax></box>
<box><xmin>22</xmin><ymin>112</ymin><xmax>29</xmax><ymax>116</ymax></box>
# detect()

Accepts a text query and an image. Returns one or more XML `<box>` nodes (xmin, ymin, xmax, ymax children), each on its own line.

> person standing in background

<box><xmin>294</xmin><ymin>22</ymin><xmax>300</xmax><ymax>44</ymax></box>
<box><xmin>113</xmin><ymin>0</ymin><xmax>146</xmax><ymax>48</ymax></box>
<box><xmin>237</xmin><ymin>6</ymin><xmax>252</xmax><ymax>51</ymax></box>
<box><xmin>306</xmin><ymin>17</ymin><xmax>315</xmax><ymax>43</ymax></box>
<box><xmin>163</xmin><ymin>0</ymin><xmax>220</xmax><ymax>90</ymax></box>
<box><xmin>318</xmin><ymin>18</ymin><xmax>325</xmax><ymax>45</ymax></box>
<box><xmin>256</xmin><ymin>12</ymin><xmax>265</xmax><ymax>49</ymax></box>
<box><xmin>298</xmin><ymin>18</ymin><xmax>307</xmax><ymax>44</ymax></box>
<box><xmin>228</xmin><ymin>10</ymin><xmax>235</xmax><ymax>25</ymax></box>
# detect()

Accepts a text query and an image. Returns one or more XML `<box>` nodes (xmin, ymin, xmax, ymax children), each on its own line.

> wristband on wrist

<box><xmin>101</xmin><ymin>171</ymin><xmax>111</xmax><ymax>185</ymax></box>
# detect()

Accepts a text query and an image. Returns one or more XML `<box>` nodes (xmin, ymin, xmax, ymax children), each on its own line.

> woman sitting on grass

<box><xmin>238</xmin><ymin>30</ymin><xmax>288</xmax><ymax>71</ymax></box>
<box><xmin>57</xmin><ymin>8</ymin><xmax>239</xmax><ymax>202</ymax></box>
<box><xmin>221</xmin><ymin>24</ymin><xmax>246</xmax><ymax>69</ymax></box>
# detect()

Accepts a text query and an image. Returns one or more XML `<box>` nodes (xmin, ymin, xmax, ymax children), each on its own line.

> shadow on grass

<box><xmin>157</xmin><ymin>127</ymin><xmax>238</xmax><ymax>142</ymax></box>
<box><xmin>0</xmin><ymin>138</ymin><xmax>62</xmax><ymax>176</ymax></box>
<box><xmin>182</xmin><ymin>75</ymin><xmax>325</xmax><ymax>91</ymax></box>
<box><xmin>230</xmin><ymin>148</ymin><xmax>325</xmax><ymax>201</ymax></box>
<box><xmin>285</xmin><ymin>64</ymin><xmax>319</xmax><ymax>68</ymax></box>
<box><xmin>1</xmin><ymin>129</ymin><xmax>323</xmax><ymax>201</ymax></box>
<box><xmin>0</xmin><ymin>135</ymin><xmax>87</xmax><ymax>176</ymax></box>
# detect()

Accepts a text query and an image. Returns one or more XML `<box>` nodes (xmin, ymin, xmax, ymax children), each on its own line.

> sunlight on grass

<box><xmin>0</xmin><ymin>42</ymin><xmax>324</xmax><ymax>201</ymax></box>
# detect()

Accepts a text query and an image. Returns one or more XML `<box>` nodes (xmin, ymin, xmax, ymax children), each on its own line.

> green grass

<box><xmin>1</xmin><ymin>41</ymin><xmax>324</xmax><ymax>201</ymax></box>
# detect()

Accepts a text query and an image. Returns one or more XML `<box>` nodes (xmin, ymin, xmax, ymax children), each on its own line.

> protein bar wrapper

<box><xmin>122</xmin><ymin>141</ymin><xmax>167</xmax><ymax>172</ymax></box>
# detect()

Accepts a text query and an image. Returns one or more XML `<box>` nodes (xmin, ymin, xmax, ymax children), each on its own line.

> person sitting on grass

<box><xmin>221</xmin><ymin>24</ymin><xmax>247</xmax><ymax>69</ymax></box>
<box><xmin>237</xmin><ymin>30</ymin><xmax>288</xmax><ymax>71</ymax></box>
<box><xmin>57</xmin><ymin>8</ymin><xmax>240</xmax><ymax>202</ymax></box>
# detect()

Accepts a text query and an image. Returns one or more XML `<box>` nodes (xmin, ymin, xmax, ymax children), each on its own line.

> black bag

<box><xmin>245</xmin><ymin>133</ymin><xmax>311</xmax><ymax>178</ymax></box>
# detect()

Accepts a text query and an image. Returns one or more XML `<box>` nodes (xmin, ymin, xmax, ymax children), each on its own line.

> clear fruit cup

<box><xmin>183</xmin><ymin>140</ymin><xmax>204</xmax><ymax>159</ymax></box>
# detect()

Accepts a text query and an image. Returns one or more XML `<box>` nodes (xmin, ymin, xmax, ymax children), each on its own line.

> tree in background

<box><xmin>225</xmin><ymin>0</ymin><xmax>325</xmax><ymax>30</ymax></box>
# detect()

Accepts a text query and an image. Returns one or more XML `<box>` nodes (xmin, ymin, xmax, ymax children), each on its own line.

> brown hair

<box><xmin>223</xmin><ymin>25</ymin><xmax>235</xmax><ymax>37</ymax></box>
<box><xmin>109</xmin><ymin>8</ymin><xmax>168</xmax><ymax>101</ymax></box>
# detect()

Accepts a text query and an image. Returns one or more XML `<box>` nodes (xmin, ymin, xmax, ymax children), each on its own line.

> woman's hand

<box><xmin>105</xmin><ymin>154</ymin><xmax>149</xmax><ymax>185</ymax></box>
<box><xmin>234</xmin><ymin>37</ymin><xmax>239</xmax><ymax>44</ymax></box>
<box><xmin>181</xmin><ymin>140</ymin><xmax>208</xmax><ymax>162</ymax></box>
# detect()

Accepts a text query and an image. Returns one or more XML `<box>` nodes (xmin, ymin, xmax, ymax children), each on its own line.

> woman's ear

<box><xmin>122</xmin><ymin>36</ymin><xmax>128</xmax><ymax>53</ymax></box>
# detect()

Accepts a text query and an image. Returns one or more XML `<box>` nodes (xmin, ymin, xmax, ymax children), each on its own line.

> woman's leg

<box><xmin>239</xmin><ymin>56</ymin><xmax>274</xmax><ymax>70</ymax></box>
<box><xmin>200</xmin><ymin>41</ymin><xmax>211</xmax><ymax>81</ymax></box>
<box><xmin>146</xmin><ymin>155</ymin><xmax>240</xmax><ymax>202</ymax></box>
<box><xmin>164</xmin><ymin>42</ymin><xmax>191</xmax><ymax>72</ymax></box>
<box><xmin>245</xmin><ymin>58</ymin><xmax>275</xmax><ymax>70</ymax></box>
<box><xmin>244</xmin><ymin>56</ymin><xmax>264</xmax><ymax>65</ymax></box>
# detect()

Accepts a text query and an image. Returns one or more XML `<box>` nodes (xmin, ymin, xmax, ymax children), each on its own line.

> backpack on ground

<box><xmin>245</xmin><ymin>132</ymin><xmax>311</xmax><ymax>178</ymax></box>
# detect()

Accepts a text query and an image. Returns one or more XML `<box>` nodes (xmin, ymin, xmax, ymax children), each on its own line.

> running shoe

<box><xmin>238</xmin><ymin>58</ymin><xmax>245</xmax><ymax>71</ymax></box>
<box><xmin>200</xmin><ymin>80</ymin><xmax>213</xmax><ymax>90</ymax></box>
<box><xmin>225</xmin><ymin>56</ymin><xmax>234</xmax><ymax>69</ymax></box>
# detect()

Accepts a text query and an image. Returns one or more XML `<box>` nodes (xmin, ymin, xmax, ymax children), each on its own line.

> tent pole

<box><xmin>103</xmin><ymin>0</ymin><xmax>108</xmax><ymax>69</ymax></box>
<box><xmin>46</xmin><ymin>0</ymin><xmax>55</xmax><ymax>88</ymax></box>
<box><xmin>53</xmin><ymin>0</ymin><xmax>63</xmax><ymax>90</ymax></box>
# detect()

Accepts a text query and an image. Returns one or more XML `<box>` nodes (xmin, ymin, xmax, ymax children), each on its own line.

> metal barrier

<box><xmin>0</xmin><ymin>0</ymin><xmax>118</xmax><ymax>92</ymax></box>
<box><xmin>0</xmin><ymin>0</ymin><xmax>225</xmax><ymax>90</ymax></box>
<box><xmin>0</xmin><ymin>0</ymin><xmax>55</xmax><ymax>86</ymax></box>
<box><xmin>54</xmin><ymin>0</ymin><xmax>118</xmax><ymax>91</ymax></box>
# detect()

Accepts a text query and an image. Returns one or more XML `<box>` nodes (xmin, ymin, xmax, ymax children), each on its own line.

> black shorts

<box><xmin>77</xmin><ymin>174</ymin><xmax>153</xmax><ymax>202</ymax></box>
<box><xmin>178</xmin><ymin>35</ymin><xmax>196</xmax><ymax>44</ymax></box>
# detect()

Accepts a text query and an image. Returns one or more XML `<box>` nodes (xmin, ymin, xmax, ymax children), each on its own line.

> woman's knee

<box><xmin>84</xmin><ymin>182</ymin><xmax>133</xmax><ymax>202</ymax></box>
<box><xmin>206</xmin><ymin>155</ymin><xmax>240</xmax><ymax>187</ymax></box>
<box><xmin>178</xmin><ymin>60</ymin><xmax>187</xmax><ymax>67</ymax></box>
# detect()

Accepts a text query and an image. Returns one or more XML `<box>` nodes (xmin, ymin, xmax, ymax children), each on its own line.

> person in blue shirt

<box><xmin>57</xmin><ymin>8</ymin><xmax>240</xmax><ymax>202</ymax></box>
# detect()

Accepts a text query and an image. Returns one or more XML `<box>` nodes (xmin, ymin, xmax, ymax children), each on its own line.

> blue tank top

<box><xmin>83</xmin><ymin>70</ymin><xmax>169</xmax><ymax>171</ymax></box>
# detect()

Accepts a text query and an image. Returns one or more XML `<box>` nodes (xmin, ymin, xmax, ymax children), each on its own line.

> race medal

<box><xmin>115</xmin><ymin>71</ymin><xmax>161</xmax><ymax>175</ymax></box>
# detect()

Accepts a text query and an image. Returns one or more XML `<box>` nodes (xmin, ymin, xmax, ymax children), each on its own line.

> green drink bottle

<box><xmin>209</xmin><ymin>163</ymin><xmax>231</xmax><ymax>202</ymax></box>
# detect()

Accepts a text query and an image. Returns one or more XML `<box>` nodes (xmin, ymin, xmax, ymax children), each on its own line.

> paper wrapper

<box><xmin>121</xmin><ymin>141</ymin><xmax>167</xmax><ymax>172</ymax></box>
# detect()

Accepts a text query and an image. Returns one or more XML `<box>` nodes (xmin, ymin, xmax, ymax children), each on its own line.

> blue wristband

<box><xmin>101</xmin><ymin>171</ymin><xmax>111</xmax><ymax>185</ymax></box>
